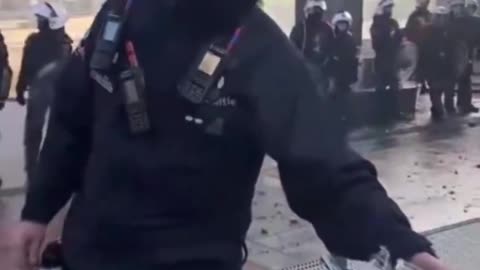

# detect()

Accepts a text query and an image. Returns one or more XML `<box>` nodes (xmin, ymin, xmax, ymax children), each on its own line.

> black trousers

<box><xmin>429</xmin><ymin>80</ymin><xmax>456</xmax><ymax>111</ymax></box>
<box><xmin>457</xmin><ymin>63</ymin><xmax>473</xmax><ymax>108</ymax></box>
<box><xmin>332</xmin><ymin>82</ymin><xmax>351</xmax><ymax>104</ymax></box>
<box><xmin>375</xmin><ymin>58</ymin><xmax>399</xmax><ymax>92</ymax></box>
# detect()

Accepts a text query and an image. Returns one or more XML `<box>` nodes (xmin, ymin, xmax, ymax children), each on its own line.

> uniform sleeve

<box><xmin>16</xmin><ymin>35</ymin><xmax>35</xmax><ymax>94</ymax></box>
<box><xmin>392</xmin><ymin>20</ymin><xmax>404</xmax><ymax>49</ymax></box>
<box><xmin>370</xmin><ymin>20</ymin><xmax>385</xmax><ymax>53</ymax></box>
<box><xmin>404</xmin><ymin>13</ymin><xmax>418</xmax><ymax>42</ymax></box>
<box><xmin>0</xmin><ymin>32</ymin><xmax>8</xmax><ymax>64</ymax></box>
<box><xmin>289</xmin><ymin>23</ymin><xmax>304</xmax><ymax>51</ymax></box>
<box><xmin>63</xmin><ymin>34</ymin><xmax>74</xmax><ymax>56</ymax></box>
<box><xmin>21</xmin><ymin>49</ymin><xmax>93</xmax><ymax>224</ymax></box>
<box><xmin>248</xmin><ymin>35</ymin><xmax>433</xmax><ymax>262</ymax></box>
<box><xmin>21</xmin><ymin>4</ymin><xmax>109</xmax><ymax>224</ymax></box>
<box><xmin>468</xmin><ymin>16</ymin><xmax>480</xmax><ymax>46</ymax></box>
<box><xmin>347</xmin><ymin>36</ymin><xmax>359</xmax><ymax>84</ymax></box>
<box><xmin>324</xmin><ymin>24</ymin><xmax>335</xmax><ymax>58</ymax></box>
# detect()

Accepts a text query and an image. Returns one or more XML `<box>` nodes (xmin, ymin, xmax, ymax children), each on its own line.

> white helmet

<box><xmin>433</xmin><ymin>5</ymin><xmax>450</xmax><ymax>14</ymax></box>
<box><xmin>375</xmin><ymin>0</ymin><xmax>395</xmax><ymax>14</ymax></box>
<box><xmin>332</xmin><ymin>11</ymin><xmax>353</xmax><ymax>26</ymax></box>
<box><xmin>304</xmin><ymin>0</ymin><xmax>327</xmax><ymax>17</ymax></box>
<box><xmin>466</xmin><ymin>0</ymin><xmax>479</xmax><ymax>7</ymax></box>
<box><xmin>32</xmin><ymin>2</ymin><xmax>68</xmax><ymax>30</ymax></box>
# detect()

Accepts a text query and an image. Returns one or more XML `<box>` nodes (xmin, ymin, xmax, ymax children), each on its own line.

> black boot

<box><xmin>459</xmin><ymin>104</ymin><xmax>479</xmax><ymax>114</ymax></box>
<box><xmin>431</xmin><ymin>107</ymin><xmax>445</xmax><ymax>121</ymax></box>
<box><xmin>470</xmin><ymin>105</ymin><xmax>480</xmax><ymax>113</ymax></box>
<box><xmin>445</xmin><ymin>103</ymin><xmax>457</xmax><ymax>115</ymax></box>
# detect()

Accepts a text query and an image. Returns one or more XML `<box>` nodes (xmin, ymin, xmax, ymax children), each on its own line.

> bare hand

<box><xmin>6</xmin><ymin>221</ymin><xmax>47</xmax><ymax>270</ymax></box>
<box><xmin>410</xmin><ymin>252</ymin><xmax>451</xmax><ymax>270</ymax></box>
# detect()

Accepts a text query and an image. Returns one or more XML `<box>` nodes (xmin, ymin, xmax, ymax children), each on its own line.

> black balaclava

<box><xmin>383</xmin><ymin>6</ymin><xmax>393</xmax><ymax>18</ymax></box>
<box><xmin>37</xmin><ymin>16</ymin><xmax>50</xmax><ymax>32</ymax></box>
<box><xmin>417</xmin><ymin>0</ymin><xmax>430</xmax><ymax>11</ymax></box>
<box><xmin>174</xmin><ymin>0</ymin><xmax>259</xmax><ymax>38</ymax></box>
<box><xmin>335</xmin><ymin>22</ymin><xmax>350</xmax><ymax>35</ymax></box>
<box><xmin>307</xmin><ymin>7</ymin><xmax>324</xmax><ymax>24</ymax></box>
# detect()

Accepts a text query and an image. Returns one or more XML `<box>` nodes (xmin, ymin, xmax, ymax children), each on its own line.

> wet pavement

<box><xmin>350</xmin><ymin>94</ymin><xmax>480</xmax><ymax>141</ymax></box>
<box><xmin>2</xmin><ymin>94</ymin><xmax>480</xmax><ymax>269</ymax></box>
<box><xmin>0</xmin><ymin>104</ymin><xmax>27</xmax><ymax>191</ymax></box>
<box><xmin>249</xmin><ymin>119</ymin><xmax>480</xmax><ymax>269</ymax></box>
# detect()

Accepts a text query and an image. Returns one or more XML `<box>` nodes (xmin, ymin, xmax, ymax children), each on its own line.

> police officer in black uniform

<box><xmin>405</xmin><ymin>0</ymin><xmax>432</xmax><ymax>94</ymax></box>
<box><xmin>331</xmin><ymin>11</ymin><xmax>358</xmax><ymax>94</ymax></box>
<box><xmin>7</xmin><ymin>1</ymin><xmax>450</xmax><ymax>270</ymax></box>
<box><xmin>453</xmin><ymin>0</ymin><xmax>480</xmax><ymax>114</ymax></box>
<box><xmin>16</xmin><ymin>2</ymin><xmax>72</xmax><ymax>184</ymax></box>
<box><xmin>370</xmin><ymin>0</ymin><xmax>403</xmax><ymax>120</ymax></box>
<box><xmin>0</xmin><ymin>30</ymin><xmax>8</xmax><ymax>188</ymax></box>
<box><xmin>0</xmin><ymin>30</ymin><xmax>9</xmax><ymax>111</ymax></box>
<box><xmin>423</xmin><ymin>6</ymin><xmax>457</xmax><ymax>120</ymax></box>
<box><xmin>370</xmin><ymin>0</ymin><xmax>402</xmax><ymax>93</ymax></box>
<box><xmin>406</xmin><ymin>0</ymin><xmax>432</xmax><ymax>45</ymax></box>
<box><xmin>290</xmin><ymin>0</ymin><xmax>334</xmax><ymax>91</ymax></box>
<box><xmin>330</xmin><ymin>11</ymin><xmax>358</xmax><ymax>117</ymax></box>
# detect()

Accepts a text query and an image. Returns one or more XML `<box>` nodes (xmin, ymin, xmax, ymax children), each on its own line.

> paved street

<box><xmin>248</xmin><ymin>108</ymin><xmax>480</xmax><ymax>269</ymax></box>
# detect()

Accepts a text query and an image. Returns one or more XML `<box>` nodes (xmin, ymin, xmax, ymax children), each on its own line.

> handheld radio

<box><xmin>120</xmin><ymin>41</ymin><xmax>150</xmax><ymax>134</ymax></box>
<box><xmin>178</xmin><ymin>28</ymin><xmax>243</xmax><ymax>105</ymax></box>
<box><xmin>90</xmin><ymin>0</ymin><xmax>132</xmax><ymax>71</ymax></box>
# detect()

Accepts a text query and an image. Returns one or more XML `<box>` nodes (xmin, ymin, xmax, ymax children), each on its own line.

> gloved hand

<box><xmin>16</xmin><ymin>92</ymin><xmax>26</xmax><ymax>106</ymax></box>
<box><xmin>0</xmin><ymin>102</ymin><xmax>4</xmax><ymax>110</ymax></box>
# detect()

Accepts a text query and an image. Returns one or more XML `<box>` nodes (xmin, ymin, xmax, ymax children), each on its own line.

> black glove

<box><xmin>16</xmin><ymin>92</ymin><xmax>26</xmax><ymax>106</ymax></box>
<box><xmin>41</xmin><ymin>240</ymin><xmax>64</xmax><ymax>268</ymax></box>
<box><xmin>0</xmin><ymin>102</ymin><xmax>4</xmax><ymax>110</ymax></box>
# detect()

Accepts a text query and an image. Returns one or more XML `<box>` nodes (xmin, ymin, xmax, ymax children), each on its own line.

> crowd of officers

<box><xmin>1</xmin><ymin>0</ymin><xmax>480</xmax><ymax>183</ymax></box>
<box><xmin>293</xmin><ymin>0</ymin><xmax>480</xmax><ymax>120</ymax></box>
<box><xmin>1</xmin><ymin>0</ymin><xmax>480</xmax><ymax>124</ymax></box>
<box><xmin>290</xmin><ymin>0</ymin><xmax>358</xmax><ymax>112</ymax></box>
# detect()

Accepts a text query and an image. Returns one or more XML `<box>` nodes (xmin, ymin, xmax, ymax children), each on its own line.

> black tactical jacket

<box><xmin>370</xmin><ymin>14</ymin><xmax>403</xmax><ymax>65</ymax></box>
<box><xmin>22</xmin><ymin>2</ymin><xmax>432</xmax><ymax>269</ymax></box>
<box><xmin>16</xmin><ymin>29</ymin><xmax>72</xmax><ymax>96</ymax></box>
<box><xmin>405</xmin><ymin>8</ymin><xmax>432</xmax><ymax>45</ymax></box>
<box><xmin>331</xmin><ymin>30</ymin><xmax>358</xmax><ymax>86</ymax></box>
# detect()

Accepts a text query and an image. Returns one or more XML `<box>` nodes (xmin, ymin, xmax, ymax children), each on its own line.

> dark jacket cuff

<box><xmin>382</xmin><ymin>227</ymin><xmax>436</xmax><ymax>263</ymax></box>
<box><xmin>21</xmin><ymin>193</ymin><xmax>57</xmax><ymax>225</ymax></box>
